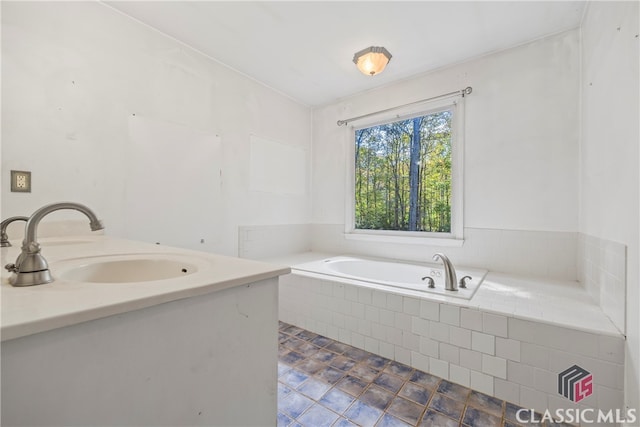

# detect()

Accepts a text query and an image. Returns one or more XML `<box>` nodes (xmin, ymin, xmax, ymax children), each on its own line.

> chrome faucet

<box><xmin>432</xmin><ymin>252</ymin><xmax>457</xmax><ymax>291</ymax></box>
<box><xmin>5</xmin><ymin>202</ymin><xmax>104</xmax><ymax>287</ymax></box>
<box><xmin>0</xmin><ymin>216</ymin><xmax>29</xmax><ymax>247</ymax></box>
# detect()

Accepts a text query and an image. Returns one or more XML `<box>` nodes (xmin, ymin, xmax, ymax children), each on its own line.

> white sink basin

<box><xmin>56</xmin><ymin>254</ymin><xmax>206</xmax><ymax>283</ymax></box>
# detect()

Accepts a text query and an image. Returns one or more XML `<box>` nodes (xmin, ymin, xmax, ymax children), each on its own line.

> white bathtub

<box><xmin>279</xmin><ymin>254</ymin><xmax>624</xmax><ymax>415</ymax></box>
<box><xmin>293</xmin><ymin>256</ymin><xmax>487</xmax><ymax>300</ymax></box>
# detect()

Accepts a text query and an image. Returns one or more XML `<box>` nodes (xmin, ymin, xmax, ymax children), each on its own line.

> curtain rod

<box><xmin>336</xmin><ymin>86</ymin><xmax>472</xmax><ymax>126</ymax></box>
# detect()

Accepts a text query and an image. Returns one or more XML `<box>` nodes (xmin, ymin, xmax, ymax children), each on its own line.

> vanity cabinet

<box><xmin>2</xmin><ymin>277</ymin><xmax>278</xmax><ymax>426</ymax></box>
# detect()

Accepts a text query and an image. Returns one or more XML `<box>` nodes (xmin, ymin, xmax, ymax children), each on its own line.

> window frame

<box><xmin>344</xmin><ymin>96</ymin><xmax>465</xmax><ymax>246</ymax></box>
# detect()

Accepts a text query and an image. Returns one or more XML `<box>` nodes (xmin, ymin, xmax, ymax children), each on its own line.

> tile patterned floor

<box><xmin>278</xmin><ymin>322</ymin><xmax>573</xmax><ymax>427</ymax></box>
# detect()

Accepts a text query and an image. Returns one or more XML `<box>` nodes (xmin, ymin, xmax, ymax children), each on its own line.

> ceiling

<box><xmin>104</xmin><ymin>1</ymin><xmax>586</xmax><ymax>107</ymax></box>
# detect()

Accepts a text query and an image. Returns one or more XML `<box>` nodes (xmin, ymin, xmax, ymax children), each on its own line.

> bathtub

<box><xmin>293</xmin><ymin>256</ymin><xmax>487</xmax><ymax>300</ymax></box>
<box><xmin>278</xmin><ymin>253</ymin><xmax>624</xmax><ymax>416</ymax></box>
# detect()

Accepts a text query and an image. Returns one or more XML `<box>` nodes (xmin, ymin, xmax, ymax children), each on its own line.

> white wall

<box><xmin>311</xmin><ymin>30</ymin><xmax>580</xmax><ymax>277</ymax></box>
<box><xmin>1</xmin><ymin>1</ymin><xmax>312</xmax><ymax>256</ymax></box>
<box><xmin>580</xmin><ymin>1</ymin><xmax>640</xmax><ymax>416</ymax></box>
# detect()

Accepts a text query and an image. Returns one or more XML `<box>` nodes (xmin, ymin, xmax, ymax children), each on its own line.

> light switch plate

<box><xmin>11</xmin><ymin>170</ymin><xmax>31</xmax><ymax>193</ymax></box>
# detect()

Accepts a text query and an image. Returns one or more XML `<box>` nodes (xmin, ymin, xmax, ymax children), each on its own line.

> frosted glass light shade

<box><xmin>353</xmin><ymin>46</ymin><xmax>392</xmax><ymax>76</ymax></box>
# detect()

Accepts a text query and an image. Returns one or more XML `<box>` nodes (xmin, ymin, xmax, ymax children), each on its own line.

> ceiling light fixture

<box><xmin>353</xmin><ymin>46</ymin><xmax>392</xmax><ymax>76</ymax></box>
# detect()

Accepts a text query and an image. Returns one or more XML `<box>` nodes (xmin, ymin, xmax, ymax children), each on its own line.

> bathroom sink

<box><xmin>56</xmin><ymin>254</ymin><xmax>204</xmax><ymax>283</ymax></box>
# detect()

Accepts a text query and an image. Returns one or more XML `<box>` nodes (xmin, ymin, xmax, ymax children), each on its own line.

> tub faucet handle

<box><xmin>459</xmin><ymin>275</ymin><xmax>472</xmax><ymax>289</ymax></box>
<box><xmin>421</xmin><ymin>276</ymin><xmax>435</xmax><ymax>288</ymax></box>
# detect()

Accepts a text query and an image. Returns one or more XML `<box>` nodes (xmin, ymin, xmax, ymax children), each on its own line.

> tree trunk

<box><xmin>408</xmin><ymin>117</ymin><xmax>421</xmax><ymax>231</ymax></box>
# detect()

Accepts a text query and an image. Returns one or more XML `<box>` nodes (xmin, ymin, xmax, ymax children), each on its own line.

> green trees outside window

<box><xmin>354</xmin><ymin>110</ymin><xmax>453</xmax><ymax>232</ymax></box>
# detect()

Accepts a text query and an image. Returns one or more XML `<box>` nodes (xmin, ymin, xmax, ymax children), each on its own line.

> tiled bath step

<box><xmin>278</xmin><ymin>321</ymin><xmax>574</xmax><ymax>427</ymax></box>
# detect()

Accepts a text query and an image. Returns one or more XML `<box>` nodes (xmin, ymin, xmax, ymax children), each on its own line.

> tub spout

<box><xmin>5</xmin><ymin>202</ymin><xmax>104</xmax><ymax>287</ymax></box>
<box><xmin>0</xmin><ymin>216</ymin><xmax>29</xmax><ymax>247</ymax></box>
<box><xmin>432</xmin><ymin>253</ymin><xmax>458</xmax><ymax>291</ymax></box>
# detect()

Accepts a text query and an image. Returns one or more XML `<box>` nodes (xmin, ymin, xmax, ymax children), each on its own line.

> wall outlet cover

<box><xmin>11</xmin><ymin>170</ymin><xmax>31</xmax><ymax>193</ymax></box>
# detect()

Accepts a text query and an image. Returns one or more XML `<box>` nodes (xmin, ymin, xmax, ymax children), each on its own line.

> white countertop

<box><xmin>265</xmin><ymin>252</ymin><xmax>621</xmax><ymax>337</ymax></box>
<box><xmin>1</xmin><ymin>236</ymin><xmax>290</xmax><ymax>341</ymax></box>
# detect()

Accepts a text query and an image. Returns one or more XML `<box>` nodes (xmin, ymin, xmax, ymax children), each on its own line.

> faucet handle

<box><xmin>421</xmin><ymin>276</ymin><xmax>436</xmax><ymax>288</ymax></box>
<box><xmin>5</xmin><ymin>263</ymin><xmax>18</xmax><ymax>273</ymax></box>
<box><xmin>459</xmin><ymin>275</ymin><xmax>472</xmax><ymax>288</ymax></box>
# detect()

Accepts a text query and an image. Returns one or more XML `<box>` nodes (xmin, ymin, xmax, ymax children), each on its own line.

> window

<box><xmin>347</xmin><ymin>100</ymin><xmax>463</xmax><ymax>242</ymax></box>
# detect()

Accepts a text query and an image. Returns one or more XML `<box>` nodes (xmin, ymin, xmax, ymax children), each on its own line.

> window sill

<box><xmin>343</xmin><ymin>231</ymin><xmax>464</xmax><ymax>247</ymax></box>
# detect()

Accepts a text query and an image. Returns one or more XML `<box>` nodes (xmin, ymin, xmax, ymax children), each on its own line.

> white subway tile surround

<box><xmin>278</xmin><ymin>253</ymin><xmax>625</xmax><ymax>420</ymax></box>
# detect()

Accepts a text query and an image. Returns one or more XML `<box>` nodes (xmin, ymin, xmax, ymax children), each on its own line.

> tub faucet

<box><xmin>0</xmin><ymin>216</ymin><xmax>29</xmax><ymax>247</ymax></box>
<box><xmin>432</xmin><ymin>253</ymin><xmax>458</xmax><ymax>291</ymax></box>
<box><xmin>5</xmin><ymin>202</ymin><xmax>104</xmax><ymax>287</ymax></box>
